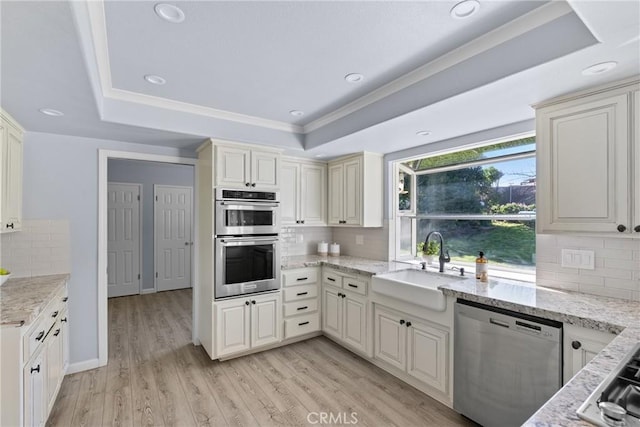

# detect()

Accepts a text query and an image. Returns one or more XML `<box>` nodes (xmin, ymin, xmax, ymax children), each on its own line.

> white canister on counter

<box><xmin>317</xmin><ymin>241</ymin><xmax>328</xmax><ymax>256</ymax></box>
<box><xmin>329</xmin><ymin>243</ymin><xmax>340</xmax><ymax>257</ymax></box>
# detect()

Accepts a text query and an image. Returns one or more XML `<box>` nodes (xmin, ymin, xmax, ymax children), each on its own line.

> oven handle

<box><xmin>218</xmin><ymin>201</ymin><xmax>279</xmax><ymax>208</ymax></box>
<box><xmin>218</xmin><ymin>237</ymin><xmax>279</xmax><ymax>246</ymax></box>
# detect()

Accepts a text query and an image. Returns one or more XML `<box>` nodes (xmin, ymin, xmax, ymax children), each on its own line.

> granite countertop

<box><xmin>281</xmin><ymin>254</ymin><xmax>411</xmax><ymax>276</ymax></box>
<box><xmin>1</xmin><ymin>274</ymin><xmax>69</xmax><ymax>327</ymax></box>
<box><xmin>438</xmin><ymin>278</ymin><xmax>640</xmax><ymax>427</ymax></box>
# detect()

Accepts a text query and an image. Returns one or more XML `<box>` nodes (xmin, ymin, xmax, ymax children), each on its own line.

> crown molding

<box><xmin>85</xmin><ymin>1</ymin><xmax>303</xmax><ymax>135</ymax></box>
<box><xmin>302</xmin><ymin>1</ymin><xmax>573</xmax><ymax>134</ymax></box>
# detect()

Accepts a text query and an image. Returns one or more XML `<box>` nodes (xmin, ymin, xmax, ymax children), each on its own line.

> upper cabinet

<box><xmin>328</xmin><ymin>152</ymin><xmax>383</xmax><ymax>227</ymax></box>
<box><xmin>0</xmin><ymin>108</ymin><xmax>24</xmax><ymax>233</ymax></box>
<box><xmin>214</xmin><ymin>143</ymin><xmax>280</xmax><ymax>190</ymax></box>
<box><xmin>281</xmin><ymin>157</ymin><xmax>326</xmax><ymax>226</ymax></box>
<box><xmin>536</xmin><ymin>79</ymin><xmax>640</xmax><ymax>235</ymax></box>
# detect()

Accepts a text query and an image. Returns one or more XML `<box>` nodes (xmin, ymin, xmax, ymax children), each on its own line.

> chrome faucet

<box><xmin>424</xmin><ymin>231</ymin><xmax>450</xmax><ymax>273</ymax></box>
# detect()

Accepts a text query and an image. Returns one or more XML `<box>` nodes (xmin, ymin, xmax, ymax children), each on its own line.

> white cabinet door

<box><xmin>1</xmin><ymin>121</ymin><xmax>23</xmax><ymax>232</ymax></box>
<box><xmin>300</xmin><ymin>163</ymin><xmax>326</xmax><ymax>226</ymax></box>
<box><xmin>563</xmin><ymin>324</ymin><xmax>614</xmax><ymax>384</ymax></box>
<box><xmin>280</xmin><ymin>161</ymin><xmax>299</xmax><ymax>225</ymax></box>
<box><xmin>24</xmin><ymin>349</ymin><xmax>46</xmax><ymax>427</ymax></box>
<box><xmin>215</xmin><ymin>299</ymin><xmax>251</xmax><ymax>358</ymax></box>
<box><xmin>322</xmin><ymin>286</ymin><xmax>342</xmax><ymax>339</ymax></box>
<box><xmin>374</xmin><ymin>306</ymin><xmax>405</xmax><ymax>371</ymax></box>
<box><xmin>251</xmin><ymin>150</ymin><xmax>279</xmax><ymax>189</ymax></box>
<box><xmin>327</xmin><ymin>163</ymin><xmax>344</xmax><ymax>225</ymax></box>
<box><xmin>407</xmin><ymin>320</ymin><xmax>448</xmax><ymax>393</ymax></box>
<box><xmin>343</xmin><ymin>293</ymin><xmax>367</xmax><ymax>353</ymax></box>
<box><xmin>61</xmin><ymin>310</ymin><xmax>69</xmax><ymax>371</ymax></box>
<box><xmin>45</xmin><ymin>324</ymin><xmax>63</xmax><ymax>412</ymax></box>
<box><xmin>537</xmin><ymin>93</ymin><xmax>630</xmax><ymax>233</ymax></box>
<box><xmin>215</xmin><ymin>146</ymin><xmax>250</xmax><ymax>188</ymax></box>
<box><xmin>343</xmin><ymin>158</ymin><xmax>361</xmax><ymax>225</ymax></box>
<box><xmin>250</xmin><ymin>294</ymin><xmax>281</xmax><ymax>348</ymax></box>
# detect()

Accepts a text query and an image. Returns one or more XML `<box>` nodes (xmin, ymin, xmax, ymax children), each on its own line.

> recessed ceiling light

<box><xmin>289</xmin><ymin>110</ymin><xmax>305</xmax><ymax>117</ymax></box>
<box><xmin>345</xmin><ymin>73</ymin><xmax>364</xmax><ymax>83</ymax></box>
<box><xmin>144</xmin><ymin>74</ymin><xmax>166</xmax><ymax>85</ymax></box>
<box><xmin>450</xmin><ymin>0</ymin><xmax>480</xmax><ymax>19</ymax></box>
<box><xmin>39</xmin><ymin>108</ymin><xmax>64</xmax><ymax>117</ymax></box>
<box><xmin>581</xmin><ymin>61</ymin><xmax>618</xmax><ymax>76</ymax></box>
<box><xmin>315</xmin><ymin>154</ymin><xmax>325</xmax><ymax>158</ymax></box>
<box><xmin>416</xmin><ymin>130</ymin><xmax>431</xmax><ymax>136</ymax></box>
<box><xmin>154</xmin><ymin>3</ymin><xmax>185</xmax><ymax>23</ymax></box>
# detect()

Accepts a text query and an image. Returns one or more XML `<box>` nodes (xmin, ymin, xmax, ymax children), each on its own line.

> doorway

<box><xmin>98</xmin><ymin>150</ymin><xmax>198</xmax><ymax>367</ymax></box>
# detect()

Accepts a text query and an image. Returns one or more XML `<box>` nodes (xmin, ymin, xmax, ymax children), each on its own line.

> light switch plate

<box><xmin>561</xmin><ymin>249</ymin><xmax>595</xmax><ymax>270</ymax></box>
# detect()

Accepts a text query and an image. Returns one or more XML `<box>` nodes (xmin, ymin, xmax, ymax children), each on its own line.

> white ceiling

<box><xmin>1</xmin><ymin>1</ymin><xmax>638</xmax><ymax>157</ymax></box>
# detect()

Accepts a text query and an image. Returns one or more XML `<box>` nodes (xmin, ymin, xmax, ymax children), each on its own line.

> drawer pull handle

<box><xmin>53</xmin><ymin>329</ymin><xmax>61</xmax><ymax>337</ymax></box>
<box><xmin>35</xmin><ymin>331</ymin><xmax>45</xmax><ymax>341</ymax></box>
<box><xmin>52</xmin><ymin>311</ymin><xmax>59</xmax><ymax>318</ymax></box>
<box><xmin>30</xmin><ymin>365</ymin><xmax>40</xmax><ymax>374</ymax></box>
<box><xmin>6</xmin><ymin>223</ymin><xmax>14</xmax><ymax>229</ymax></box>
<box><xmin>298</xmin><ymin>321</ymin><xmax>310</xmax><ymax>326</ymax></box>
<box><xmin>327</xmin><ymin>277</ymin><xmax>336</xmax><ymax>282</ymax></box>
<box><xmin>347</xmin><ymin>283</ymin><xmax>358</xmax><ymax>288</ymax></box>
<box><xmin>296</xmin><ymin>277</ymin><xmax>308</xmax><ymax>281</ymax></box>
<box><xmin>296</xmin><ymin>292</ymin><xmax>308</xmax><ymax>296</ymax></box>
<box><xmin>297</xmin><ymin>306</ymin><xmax>308</xmax><ymax>311</ymax></box>
<box><xmin>61</xmin><ymin>317</ymin><xmax>68</xmax><ymax>323</ymax></box>
<box><xmin>62</xmin><ymin>297</ymin><xmax>68</xmax><ymax>302</ymax></box>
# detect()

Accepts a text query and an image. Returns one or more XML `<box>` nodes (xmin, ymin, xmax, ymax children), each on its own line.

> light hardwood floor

<box><xmin>48</xmin><ymin>289</ymin><xmax>474</xmax><ymax>426</ymax></box>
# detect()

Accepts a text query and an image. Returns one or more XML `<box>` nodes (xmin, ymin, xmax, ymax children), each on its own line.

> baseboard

<box><xmin>140</xmin><ymin>288</ymin><xmax>156</xmax><ymax>294</ymax></box>
<box><xmin>66</xmin><ymin>358</ymin><xmax>101</xmax><ymax>374</ymax></box>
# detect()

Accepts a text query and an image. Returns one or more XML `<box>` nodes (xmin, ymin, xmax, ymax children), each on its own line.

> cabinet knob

<box><xmin>617</xmin><ymin>224</ymin><xmax>627</xmax><ymax>232</ymax></box>
<box><xmin>300</xmin><ymin>220</ymin><xmax>304</xmax><ymax>224</ymax></box>
<box><xmin>341</xmin><ymin>294</ymin><xmax>346</xmax><ymax>299</ymax></box>
<box><xmin>61</xmin><ymin>317</ymin><xmax>68</xmax><ymax>323</ymax></box>
<box><xmin>53</xmin><ymin>328</ymin><xmax>61</xmax><ymax>337</ymax></box>
<box><xmin>635</xmin><ymin>225</ymin><xmax>640</xmax><ymax>233</ymax></box>
<box><xmin>571</xmin><ymin>340</ymin><xmax>582</xmax><ymax>350</ymax></box>
<box><xmin>62</xmin><ymin>297</ymin><xmax>68</xmax><ymax>302</ymax></box>
<box><xmin>399</xmin><ymin>319</ymin><xmax>405</xmax><ymax>325</ymax></box>
<box><xmin>406</xmin><ymin>322</ymin><xmax>412</xmax><ymax>328</ymax></box>
<box><xmin>245</xmin><ymin>301</ymin><xmax>250</xmax><ymax>305</ymax></box>
<box><xmin>52</xmin><ymin>311</ymin><xmax>59</xmax><ymax>318</ymax></box>
<box><xmin>251</xmin><ymin>300</ymin><xmax>256</xmax><ymax>304</ymax></box>
<box><xmin>6</xmin><ymin>223</ymin><xmax>14</xmax><ymax>229</ymax></box>
<box><xmin>251</xmin><ymin>183</ymin><xmax>256</xmax><ymax>187</ymax></box>
<box><xmin>245</xmin><ymin>182</ymin><xmax>250</xmax><ymax>187</ymax></box>
<box><xmin>30</xmin><ymin>365</ymin><xmax>40</xmax><ymax>374</ymax></box>
<box><xmin>35</xmin><ymin>331</ymin><xmax>45</xmax><ymax>341</ymax></box>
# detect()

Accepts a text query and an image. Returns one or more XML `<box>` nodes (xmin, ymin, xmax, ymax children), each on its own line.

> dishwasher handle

<box><xmin>489</xmin><ymin>318</ymin><xmax>510</xmax><ymax>328</ymax></box>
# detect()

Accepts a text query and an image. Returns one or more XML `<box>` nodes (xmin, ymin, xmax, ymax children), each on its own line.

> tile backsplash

<box><xmin>536</xmin><ymin>234</ymin><xmax>640</xmax><ymax>301</ymax></box>
<box><xmin>0</xmin><ymin>219</ymin><xmax>71</xmax><ymax>278</ymax></box>
<box><xmin>281</xmin><ymin>226</ymin><xmax>333</xmax><ymax>258</ymax></box>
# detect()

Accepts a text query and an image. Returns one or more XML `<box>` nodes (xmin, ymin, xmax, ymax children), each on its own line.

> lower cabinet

<box><xmin>214</xmin><ymin>292</ymin><xmax>281</xmax><ymax>358</ymax></box>
<box><xmin>322</xmin><ymin>284</ymin><xmax>367</xmax><ymax>354</ymax></box>
<box><xmin>374</xmin><ymin>304</ymin><xmax>449</xmax><ymax>394</ymax></box>
<box><xmin>563</xmin><ymin>323</ymin><xmax>615</xmax><ymax>384</ymax></box>
<box><xmin>23</xmin><ymin>348</ymin><xmax>45</xmax><ymax>427</ymax></box>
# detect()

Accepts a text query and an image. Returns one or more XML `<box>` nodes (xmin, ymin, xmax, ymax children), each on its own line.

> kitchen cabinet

<box><xmin>328</xmin><ymin>152</ymin><xmax>383</xmax><ymax>227</ymax></box>
<box><xmin>321</xmin><ymin>268</ymin><xmax>369</xmax><ymax>355</ymax></box>
<box><xmin>374</xmin><ymin>304</ymin><xmax>449</xmax><ymax>394</ymax></box>
<box><xmin>214</xmin><ymin>292</ymin><xmax>281</xmax><ymax>358</ymax></box>
<box><xmin>214</xmin><ymin>143</ymin><xmax>280</xmax><ymax>190</ymax></box>
<box><xmin>536</xmin><ymin>78</ymin><xmax>640</xmax><ymax>234</ymax></box>
<box><xmin>563</xmin><ymin>323</ymin><xmax>614</xmax><ymax>384</ymax></box>
<box><xmin>282</xmin><ymin>267</ymin><xmax>321</xmax><ymax>339</ymax></box>
<box><xmin>1</xmin><ymin>282</ymin><xmax>68</xmax><ymax>427</ymax></box>
<box><xmin>281</xmin><ymin>158</ymin><xmax>326</xmax><ymax>226</ymax></box>
<box><xmin>0</xmin><ymin>108</ymin><xmax>24</xmax><ymax>233</ymax></box>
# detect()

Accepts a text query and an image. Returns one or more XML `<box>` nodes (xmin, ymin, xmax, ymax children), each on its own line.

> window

<box><xmin>395</xmin><ymin>136</ymin><xmax>536</xmax><ymax>278</ymax></box>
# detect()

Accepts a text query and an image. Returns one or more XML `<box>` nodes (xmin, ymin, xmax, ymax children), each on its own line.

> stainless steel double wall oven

<box><xmin>214</xmin><ymin>188</ymin><xmax>281</xmax><ymax>299</ymax></box>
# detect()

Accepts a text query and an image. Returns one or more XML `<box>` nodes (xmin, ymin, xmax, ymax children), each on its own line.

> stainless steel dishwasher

<box><xmin>454</xmin><ymin>299</ymin><xmax>562</xmax><ymax>427</ymax></box>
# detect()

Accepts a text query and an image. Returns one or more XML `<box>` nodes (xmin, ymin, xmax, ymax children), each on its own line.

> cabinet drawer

<box><xmin>283</xmin><ymin>284</ymin><xmax>318</xmax><ymax>302</ymax></box>
<box><xmin>282</xmin><ymin>268</ymin><xmax>318</xmax><ymax>287</ymax></box>
<box><xmin>322</xmin><ymin>270</ymin><xmax>342</xmax><ymax>287</ymax></box>
<box><xmin>284</xmin><ymin>313</ymin><xmax>320</xmax><ymax>339</ymax></box>
<box><xmin>343</xmin><ymin>277</ymin><xmax>367</xmax><ymax>296</ymax></box>
<box><xmin>283</xmin><ymin>299</ymin><xmax>319</xmax><ymax>317</ymax></box>
<box><xmin>23</xmin><ymin>285</ymin><xmax>67</xmax><ymax>361</ymax></box>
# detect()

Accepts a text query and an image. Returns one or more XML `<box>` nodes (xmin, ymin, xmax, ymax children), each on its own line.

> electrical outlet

<box><xmin>356</xmin><ymin>235</ymin><xmax>364</xmax><ymax>245</ymax></box>
<box><xmin>561</xmin><ymin>249</ymin><xmax>595</xmax><ymax>270</ymax></box>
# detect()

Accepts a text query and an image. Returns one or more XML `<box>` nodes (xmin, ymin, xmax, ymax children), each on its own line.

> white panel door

<box><xmin>215</xmin><ymin>299</ymin><xmax>251</xmax><ymax>358</ymax></box>
<box><xmin>634</xmin><ymin>90</ymin><xmax>640</xmax><ymax>233</ymax></box>
<box><xmin>280</xmin><ymin>161</ymin><xmax>299</xmax><ymax>225</ymax></box>
<box><xmin>343</xmin><ymin>158</ymin><xmax>361</xmax><ymax>225</ymax></box>
<box><xmin>107</xmin><ymin>183</ymin><xmax>141</xmax><ymax>298</ymax></box>
<box><xmin>327</xmin><ymin>163</ymin><xmax>344</xmax><ymax>225</ymax></box>
<box><xmin>250</xmin><ymin>294</ymin><xmax>281</xmax><ymax>348</ymax></box>
<box><xmin>407</xmin><ymin>320</ymin><xmax>448</xmax><ymax>393</ymax></box>
<box><xmin>374</xmin><ymin>306</ymin><xmax>406</xmax><ymax>371</ymax></box>
<box><xmin>23</xmin><ymin>349</ymin><xmax>45</xmax><ymax>427</ymax></box>
<box><xmin>343</xmin><ymin>293</ymin><xmax>367</xmax><ymax>353</ymax></box>
<box><xmin>322</xmin><ymin>286</ymin><xmax>342</xmax><ymax>339</ymax></box>
<box><xmin>215</xmin><ymin>146</ymin><xmax>250</xmax><ymax>188</ymax></box>
<box><xmin>251</xmin><ymin>150</ymin><xmax>279</xmax><ymax>189</ymax></box>
<box><xmin>155</xmin><ymin>185</ymin><xmax>192</xmax><ymax>292</ymax></box>
<box><xmin>3</xmin><ymin>123</ymin><xmax>23</xmax><ymax>231</ymax></box>
<box><xmin>300</xmin><ymin>163</ymin><xmax>326</xmax><ymax>226</ymax></box>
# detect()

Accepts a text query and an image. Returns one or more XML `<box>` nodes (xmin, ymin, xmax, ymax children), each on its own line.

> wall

<box><xmin>280</xmin><ymin>226</ymin><xmax>332</xmax><ymax>258</ymax></box>
<box><xmin>0</xmin><ymin>219</ymin><xmax>70</xmax><ymax>277</ymax></box>
<box><xmin>536</xmin><ymin>235</ymin><xmax>640</xmax><ymax>301</ymax></box>
<box><xmin>21</xmin><ymin>131</ymin><xmax>196</xmax><ymax>366</ymax></box>
<box><xmin>330</xmin><ymin>222</ymin><xmax>389</xmax><ymax>261</ymax></box>
<box><xmin>107</xmin><ymin>159</ymin><xmax>194</xmax><ymax>291</ymax></box>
